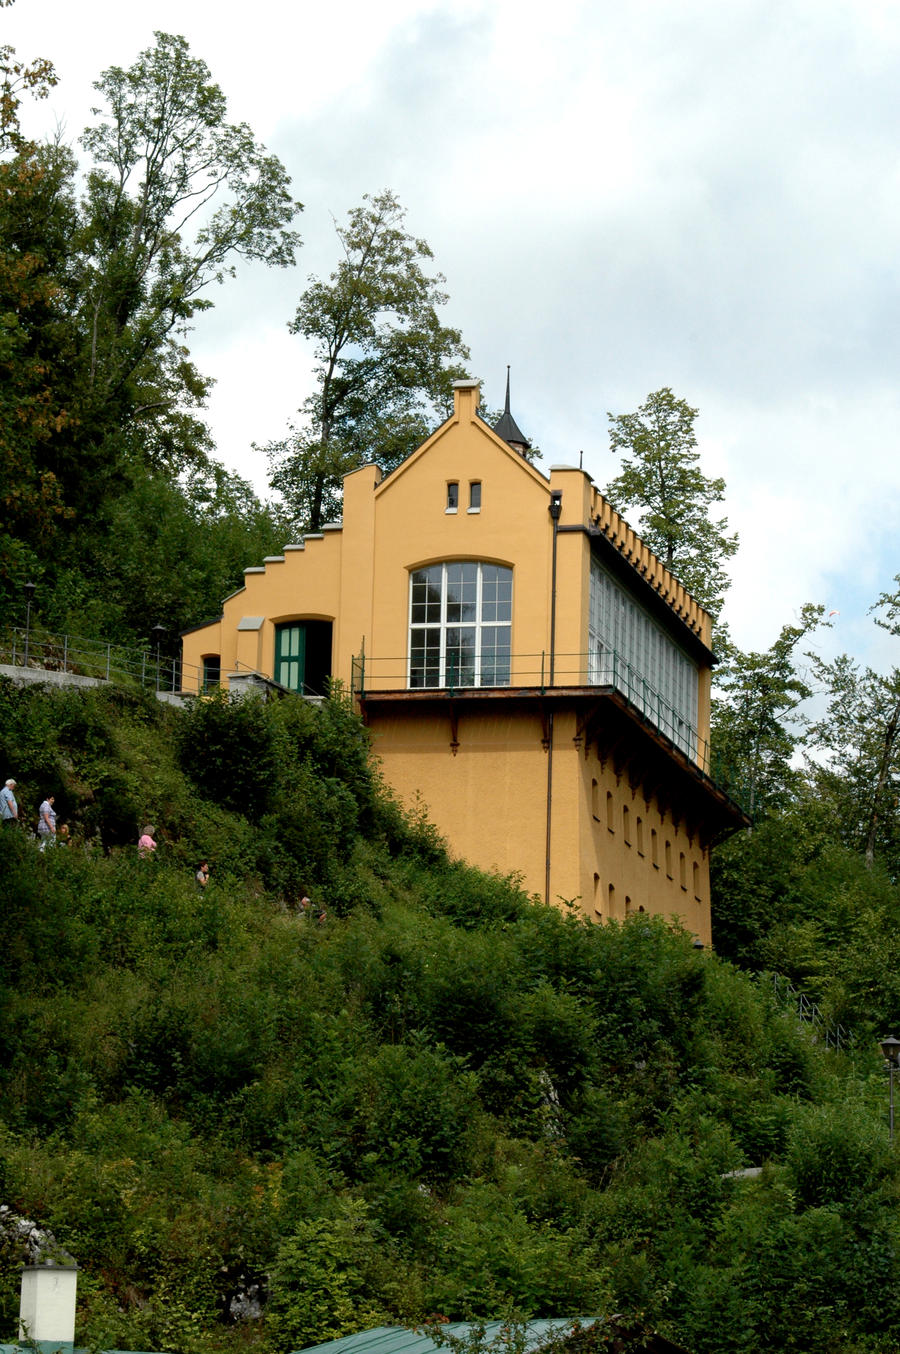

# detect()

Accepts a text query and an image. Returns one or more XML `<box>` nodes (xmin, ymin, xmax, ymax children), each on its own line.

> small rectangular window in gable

<box><xmin>446</xmin><ymin>482</ymin><xmax>459</xmax><ymax>512</ymax></box>
<box><xmin>468</xmin><ymin>481</ymin><xmax>482</xmax><ymax>512</ymax></box>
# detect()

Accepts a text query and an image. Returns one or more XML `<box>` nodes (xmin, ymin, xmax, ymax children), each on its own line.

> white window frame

<box><xmin>408</xmin><ymin>561</ymin><xmax>512</xmax><ymax>689</ymax></box>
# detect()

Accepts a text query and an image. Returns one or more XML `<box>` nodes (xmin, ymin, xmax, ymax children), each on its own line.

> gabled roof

<box><xmin>375</xmin><ymin>381</ymin><xmax>547</xmax><ymax>495</ymax></box>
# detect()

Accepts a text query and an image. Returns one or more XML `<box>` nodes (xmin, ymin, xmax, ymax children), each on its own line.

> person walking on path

<box><xmin>37</xmin><ymin>795</ymin><xmax>56</xmax><ymax>849</ymax></box>
<box><xmin>1</xmin><ymin>779</ymin><xmax>18</xmax><ymax>826</ymax></box>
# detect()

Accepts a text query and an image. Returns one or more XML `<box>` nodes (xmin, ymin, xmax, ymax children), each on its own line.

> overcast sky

<box><xmin>5</xmin><ymin>0</ymin><xmax>900</xmax><ymax>672</ymax></box>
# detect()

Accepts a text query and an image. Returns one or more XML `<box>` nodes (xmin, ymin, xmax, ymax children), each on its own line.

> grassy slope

<box><xmin>0</xmin><ymin>679</ymin><xmax>898</xmax><ymax>1354</ymax></box>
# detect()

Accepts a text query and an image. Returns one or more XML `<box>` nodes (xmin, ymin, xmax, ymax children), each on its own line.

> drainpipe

<box><xmin>545</xmin><ymin>492</ymin><xmax>563</xmax><ymax>905</ymax></box>
<box><xmin>19</xmin><ymin>1259</ymin><xmax>77</xmax><ymax>1354</ymax></box>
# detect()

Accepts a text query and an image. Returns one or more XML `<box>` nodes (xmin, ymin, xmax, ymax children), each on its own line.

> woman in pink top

<box><xmin>138</xmin><ymin>824</ymin><xmax>157</xmax><ymax>856</ymax></box>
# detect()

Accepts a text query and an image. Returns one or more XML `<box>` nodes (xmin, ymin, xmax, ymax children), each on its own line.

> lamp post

<box><xmin>150</xmin><ymin>625</ymin><xmax>166</xmax><ymax>693</ymax></box>
<box><xmin>880</xmin><ymin>1036</ymin><xmax>900</xmax><ymax>1142</ymax></box>
<box><xmin>22</xmin><ymin>581</ymin><xmax>36</xmax><ymax>667</ymax></box>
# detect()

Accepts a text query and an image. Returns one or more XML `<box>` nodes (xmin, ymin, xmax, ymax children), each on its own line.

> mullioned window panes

<box><xmin>409</xmin><ymin>562</ymin><xmax>512</xmax><ymax>688</ymax></box>
<box><xmin>588</xmin><ymin>557</ymin><xmax>699</xmax><ymax>759</ymax></box>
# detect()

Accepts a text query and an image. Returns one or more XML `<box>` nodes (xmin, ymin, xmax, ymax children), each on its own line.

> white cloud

<box><xmin>6</xmin><ymin>0</ymin><xmax>900</xmax><ymax>673</ymax></box>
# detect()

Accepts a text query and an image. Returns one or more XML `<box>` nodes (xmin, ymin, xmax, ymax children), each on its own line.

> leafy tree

<box><xmin>0</xmin><ymin>22</ymin><xmax>69</xmax><ymax>590</ymax></box>
<box><xmin>74</xmin><ymin>31</ymin><xmax>301</xmax><ymax>476</ymax></box>
<box><xmin>799</xmin><ymin>577</ymin><xmax>900</xmax><ymax>872</ymax></box>
<box><xmin>806</xmin><ymin>652</ymin><xmax>900</xmax><ymax>873</ymax></box>
<box><xmin>0</xmin><ymin>2</ymin><xmax>57</xmax><ymax>152</ymax></box>
<box><xmin>265</xmin><ymin>190</ymin><xmax>471</xmax><ymax>530</ymax></box>
<box><xmin>605</xmin><ymin>388</ymin><xmax>738</xmax><ymax>626</ymax></box>
<box><xmin>45</xmin><ymin>461</ymin><xmax>288</xmax><ymax>642</ymax></box>
<box><xmin>711</xmin><ymin>605</ymin><xmax>824</xmax><ymax>819</ymax></box>
<box><xmin>0</xmin><ymin>31</ymin><xmax>301</xmax><ymax>633</ymax></box>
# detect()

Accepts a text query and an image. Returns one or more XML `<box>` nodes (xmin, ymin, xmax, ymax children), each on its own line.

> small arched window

<box><xmin>201</xmin><ymin>655</ymin><xmax>221</xmax><ymax>692</ymax></box>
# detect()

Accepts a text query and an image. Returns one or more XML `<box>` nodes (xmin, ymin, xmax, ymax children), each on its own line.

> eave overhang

<box><xmin>358</xmin><ymin>684</ymin><xmax>749</xmax><ymax>840</ymax></box>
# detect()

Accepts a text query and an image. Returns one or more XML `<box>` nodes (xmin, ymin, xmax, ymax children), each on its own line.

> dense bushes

<box><xmin>0</xmin><ymin>683</ymin><xmax>899</xmax><ymax>1353</ymax></box>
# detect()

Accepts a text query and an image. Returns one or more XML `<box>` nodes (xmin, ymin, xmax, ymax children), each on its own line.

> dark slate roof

<box><xmin>492</xmin><ymin>367</ymin><xmax>531</xmax><ymax>450</ymax></box>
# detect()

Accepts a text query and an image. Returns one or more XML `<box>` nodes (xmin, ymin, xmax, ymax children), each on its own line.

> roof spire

<box><xmin>492</xmin><ymin>366</ymin><xmax>531</xmax><ymax>456</ymax></box>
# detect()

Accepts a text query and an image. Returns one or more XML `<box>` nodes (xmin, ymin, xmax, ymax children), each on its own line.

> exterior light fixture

<box><xmin>549</xmin><ymin>490</ymin><xmax>562</xmax><ymax>521</ymax></box>
<box><xmin>23</xmin><ymin>580</ymin><xmax>36</xmax><ymax>667</ymax></box>
<box><xmin>150</xmin><ymin>625</ymin><xmax>166</xmax><ymax>693</ymax></box>
<box><xmin>881</xmin><ymin>1036</ymin><xmax>900</xmax><ymax>1142</ymax></box>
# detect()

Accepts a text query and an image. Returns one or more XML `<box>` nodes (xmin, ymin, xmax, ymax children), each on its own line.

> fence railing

<box><xmin>0</xmin><ymin>626</ymin><xmax>202</xmax><ymax>695</ymax></box>
<box><xmin>0</xmin><ymin>627</ymin><xmax>325</xmax><ymax>703</ymax></box>
<box><xmin>767</xmin><ymin>972</ymin><xmax>853</xmax><ymax>1051</ymax></box>
<box><xmin>352</xmin><ymin>647</ymin><xmax>753</xmax><ymax>813</ymax></box>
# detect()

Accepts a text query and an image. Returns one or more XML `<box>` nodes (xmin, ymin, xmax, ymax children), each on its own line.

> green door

<box><xmin>275</xmin><ymin>624</ymin><xmax>306</xmax><ymax>692</ymax></box>
<box><xmin>274</xmin><ymin>621</ymin><xmax>332</xmax><ymax>695</ymax></box>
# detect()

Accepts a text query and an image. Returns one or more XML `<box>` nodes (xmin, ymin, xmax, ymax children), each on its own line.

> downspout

<box><xmin>545</xmin><ymin>491</ymin><xmax>562</xmax><ymax>905</ymax></box>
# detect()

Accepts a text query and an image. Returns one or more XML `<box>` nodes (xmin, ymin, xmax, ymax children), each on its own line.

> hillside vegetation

<box><xmin>0</xmin><ymin>679</ymin><xmax>899</xmax><ymax>1354</ymax></box>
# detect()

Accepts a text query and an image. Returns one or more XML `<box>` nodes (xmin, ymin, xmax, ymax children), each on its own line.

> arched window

<box><xmin>201</xmin><ymin>655</ymin><xmax>221</xmax><ymax>692</ymax></box>
<box><xmin>409</xmin><ymin>562</ymin><xmax>511</xmax><ymax>688</ymax></box>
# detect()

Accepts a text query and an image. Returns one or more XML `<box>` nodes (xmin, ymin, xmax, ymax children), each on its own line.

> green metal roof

<box><xmin>292</xmin><ymin>1321</ymin><xmax>598</xmax><ymax>1354</ymax></box>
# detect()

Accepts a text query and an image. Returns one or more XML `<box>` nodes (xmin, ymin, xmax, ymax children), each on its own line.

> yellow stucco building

<box><xmin>182</xmin><ymin>380</ymin><xmax>746</xmax><ymax>942</ymax></box>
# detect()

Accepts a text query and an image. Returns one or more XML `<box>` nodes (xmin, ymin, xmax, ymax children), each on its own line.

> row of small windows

<box><xmin>446</xmin><ymin>481</ymin><xmax>481</xmax><ymax>512</ymax></box>
<box><xmin>592</xmin><ymin>781</ymin><xmax>703</xmax><ymax>897</ymax></box>
<box><xmin>594</xmin><ymin>878</ymin><xmax>646</xmax><ymax>918</ymax></box>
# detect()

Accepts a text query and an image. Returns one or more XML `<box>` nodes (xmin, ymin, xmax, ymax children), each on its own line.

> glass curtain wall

<box><xmin>589</xmin><ymin>557</ymin><xmax>699</xmax><ymax>758</ymax></box>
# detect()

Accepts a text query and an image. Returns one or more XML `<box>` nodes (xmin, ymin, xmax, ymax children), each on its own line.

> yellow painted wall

<box><xmin>372</xmin><ymin>702</ymin><xmax>710</xmax><ymax>942</ymax></box>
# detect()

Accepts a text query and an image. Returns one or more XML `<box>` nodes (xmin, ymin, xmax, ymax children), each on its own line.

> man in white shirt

<box><xmin>0</xmin><ymin>778</ymin><xmax>18</xmax><ymax>825</ymax></box>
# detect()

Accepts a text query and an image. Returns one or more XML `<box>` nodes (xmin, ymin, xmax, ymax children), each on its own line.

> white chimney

<box><xmin>19</xmin><ymin>1262</ymin><xmax>77</xmax><ymax>1352</ymax></box>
